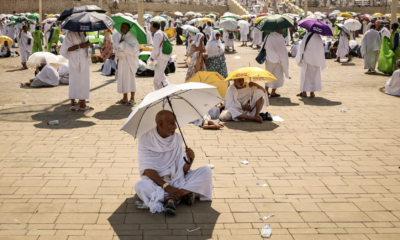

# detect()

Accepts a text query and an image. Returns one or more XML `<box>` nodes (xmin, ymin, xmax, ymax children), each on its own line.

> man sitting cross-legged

<box><xmin>135</xmin><ymin>110</ymin><xmax>213</xmax><ymax>215</ymax></box>
<box><xmin>224</xmin><ymin>78</ymin><xmax>269</xmax><ymax>123</ymax></box>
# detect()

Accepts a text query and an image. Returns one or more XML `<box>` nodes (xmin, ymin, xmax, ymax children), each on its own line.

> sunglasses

<box><xmin>216</xmin><ymin>34</ymin><xmax>221</xmax><ymax>36</ymax></box>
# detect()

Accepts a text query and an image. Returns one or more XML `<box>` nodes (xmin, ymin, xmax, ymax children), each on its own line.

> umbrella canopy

<box><xmin>7</xmin><ymin>21</ymin><xmax>17</xmax><ymax>27</ymax></box>
<box><xmin>186</xmin><ymin>71</ymin><xmax>228</xmax><ymax>98</ymax></box>
<box><xmin>336</xmin><ymin>23</ymin><xmax>351</xmax><ymax>35</ymax></box>
<box><xmin>298</xmin><ymin>18</ymin><xmax>333</xmax><ymax>36</ymax></box>
<box><xmin>225</xmin><ymin>67</ymin><xmax>277</xmax><ymax>83</ymax></box>
<box><xmin>85</xmin><ymin>35</ymin><xmax>104</xmax><ymax>43</ymax></box>
<box><xmin>28</xmin><ymin>13</ymin><xmax>40</xmax><ymax>20</ymax></box>
<box><xmin>187</xmin><ymin>18</ymin><xmax>200</xmax><ymax>25</ymax></box>
<box><xmin>372</xmin><ymin>13</ymin><xmax>383</xmax><ymax>18</ymax></box>
<box><xmin>198</xmin><ymin>18</ymin><xmax>214</xmax><ymax>23</ymax></box>
<box><xmin>185</xmin><ymin>11</ymin><xmax>195</xmax><ymax>16</ymax></box>
<box><xmin>332</xmin><ymin>10</ymin><xmax>341</xmax><ymax>14</ymax></box>
<box><xmin>160</xmin><ymin>14</ymin><xmax>168</xmax><ymax>19</ymax></box>
<box><xmin>0</xmin><ymin>36</ymin><xmax>14</xmax><ymax>45</ymax></box>
<box><xmin>139</xmin><ymin>51</ymin><xmax>151</xmax><ymax>61</ymax></box>
<box><xmin>112</xmin><ymin>16</ymin><xmax>147</xmax><ymax>44</ymax></box>
<box><xmin>121</xmin><ymin>82</ymin><xmax>223</xmax><ymax>139</ymax></box>
<box><xmin>255</xmin><ymin>15</ymin><xmax>293</xmax><ymax>32</ymax></box>
<box><xmin>181</xmin><ymin>25</ymin><xmax>200</xmax><ymax>33</ymax></box>
<box><xmin>58</xmin><ymin>5</ymin><xmax>106</xmax><ymax>21</ymax></box>
<box><xmin>361</xmin><ymin>15</ymin><xmax>371</xmax><ymax>21</ymax></box>
<box><xmin>307</xmin><ymin>14</ymin><xmax>323</xmax><ymax>20</ymax></box>
<box><xmin>144</xmin><ymin>14</ymin><xmax>153</xmax><ymax>18</ymax></box>
<box><xmin>124</xmin><ymin>13</ymin><xmax>134</xmax><ymax>17</ymax></box>
<box><xmin>175</xmin><ymin>12</ymin><xmax>183</xmax><ymax>16</ymax></box>
<box><xmin>219</xmin><ymin>18</ymin><xmax>238</xmax><ymax>31</ymax></box>
<box><xmin>253</xmin><ymin>16</ymin><xmax>266</xmax><ymax>24</ymax></box>
<box><xmin>238</xmin><ymin>20</ymin><xmax>250</xmax><ymax>27</ymax></box>
<box><xmin>15</xmin><ymin>16</ymin><xmax>29</xmax><ymax>23</ymax></box>
<box><xmin>61</xmin><ymin>12</ymin><xmax>114</xmax><ymax>32</ymax></box>
<box><xmin>344</xmin><ymin>19</ymin><xmax>362</xmax><ymax>31</ymax></box>
<box><xmin>150</xmin><ymin>16</ymin><xmax>167</xmax><ymax>22</ymax></box>
<box><xmin>337</xmin><ymin>13</ymin><xmax>353</xmax><ymax>19</ymax></box>
<box><xmin>28</xmin><ymin>52</ymin><xmax>59</xmax><ymax>64</ymax></box>
<box><xmin>56</xmin><ymin>55</ymin><xmax>69</xmax><ymax>64</ymax></box>
<box><xmin>46</xmin><ymin>14</ymin><xmax>56</xmax><ymax>18</ymax></box>
<box><xmin>207</xmin><ymin>13</ymin><xmax>217</xmax><ymax>19</ymax></box>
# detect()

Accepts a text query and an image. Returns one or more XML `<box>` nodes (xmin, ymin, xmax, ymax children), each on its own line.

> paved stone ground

<box><xmin>0</xmin><ymin>38</ymin><xmax>400</xmax><ymax>240</ymax></box>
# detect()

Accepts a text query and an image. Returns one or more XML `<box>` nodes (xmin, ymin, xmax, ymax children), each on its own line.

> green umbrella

<box><xmin>10</xmin><ymin>16</ymin><xmax>17</xmax><ymax>21</ymax></box>
<box><xmin>208</xmin><ymin>14</ymin><xmax>217</xmax><ymax>19</ymax></box>
<box><xmin>150</xmin><ymin>16</ymin><xmax>167</xmax><ymax>22</ymax></box>
<box><xmin>28</xmin><ymin>13</ymin><xmax>40</xmax><ymax>20</ymax></box>
<box><xmin>111</xmin><ymin>16</ymin><xmax>147</xmax><ymax>44</ymax></box>
<box><xmin>221</xmin><ymin>16</ymin><xmax>237</xmax><ymax>19</ymax></box>
<box><xmin>15</xmin><ymin>16</ymin><xmax>29</xmax><ymax>23</ymax></box>
<box><xmin>7</xmin><ymin>21</ymin><xmax>17</xmax><ymax>27</ymax></box>
<box><xmin>255</xmin><ymin>15</ymin><xmax>294</xmax><ymax>32</ymax></box>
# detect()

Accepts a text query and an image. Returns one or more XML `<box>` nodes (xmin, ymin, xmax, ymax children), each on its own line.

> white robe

<box><xmin>43</xmin><ymin>23</ymin><xmax>52</xmax><ymax>50</ymax></box>
<box><xmin>225</xmin><ymin>84</ymin><xmax>269</xmax><ymax>121</ymax></box>
<box><xmin>337</xmin><ymin>31</ymin><xmax>349</xmax><ymax>58</ymax></box>
<box><xmin>223</xmin><ymin>29</ymin><xmax>234</xmax><ymax>47</ymax></box>
<box><xmin>59</xmin><ymin>31</ymin><xmax>91</xmax><ymax>100</ymax></box>
<box><xmin>135</xmin><ymin>127</ymin><xmax>213</xmax><ymax>213</ymax></box>
<box><xmin>145</xmin><ymin>30</ymin><xmax>153</xmax><ymax>46</ymax></box>
<box><xmin>116</xmin><ymin>32</ymin><xmax>139</xmax><ymax>93</ymax></box>
<box><xmin>18</xmin><ymin>31</ymin><xmax>32</xmax><ymax>62</ymax></box>
<box><xmin>58</xmin><ymin>63</ymin><xmax>69</xmax><ymax>85</ymax></box>
<box><xmin>30</xmin><ymin>64</ymin><xmax>59</xmax><ymax>87</ymax></box>
<box><xmin>112</xmin><ymin>29</ymin><xmax>121</xmax><ymax>52</ymax></box>
<box><xmin>290</xmin><ymin>40</ymin><xmax>300</xmax><ymax>57</ymax></box>
<box><xmin>204</xmin><ymin>25</ymin><xmax>212</xmax><ymax>39</ymax></box>
<box><xmin>361</xmin><ymin>29</ymin><xmax>382</xmax><ymax>70</ymax></box>
<box><xmin>262</xmin><ymin>32</ymin><xmax>289</xmax><ymax>89</ymax></box>
<box><xmin>240</xmin><ymin>24</ymin><xmax>249</xmax><ymax>42</ymax></box>
<box><xmin>251</xmin><ymin>27</ymin><xmax>262</xmax><ymax>46</ymax></box>
<box><xmin>7</xmin><ymin>26</ymin><xmax>16</xmax><ymax>47</ymax></box>
<box><xmin>295</xmin><ymin>33</ymin><xmax>326</xmax><ymax>92</ymax></box>
<box><xmin>386</xmin><ymin>69</ymin><xmax>400</xmax><ymax>96</ymax></box>
<box><xmin>150</xmin><ymin>30</ymin><xmax>171</xmax><ymax>90</ymax></box>
<box><xmin>101</xmin><ymin>58</ymin><xmax>116</xmax><ymax>76</ymax></box>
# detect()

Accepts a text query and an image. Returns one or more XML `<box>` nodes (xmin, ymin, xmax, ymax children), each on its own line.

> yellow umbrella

<box><xmin>140</xmin><ymin>46</ymin><xmax>153</xmax><ymax>52</ymax></box>
<box><xmin>241</xmin><ymin>15</ymin><xmax>252</xmax><ymax>19</ymax></box>
<box><xmin>187</xmin><ymin>71</ymin><xmax>228</xmax><ymax>98</ymax></box>
<box><xmin>0</xmin><ymin>36</ymin><xmax>13</xmax><ymax>45</ymax></box>
<box><xmin>164</xmin><ymin>27</ymin><xmax>176</xmax><ymax>39</ymax></box>
<box><xmin>338</xmin><ymin>13</ymin><xmax>353</xmax><ymax>19</ymax></box>
<box><xmin>372</xmin><ymin>13</ymin><xmax>383</xmax><ymax>17</ymax></box>
<box><xmin>225</xmin><ymin>67</ymin><xmax>277</xmax><ymax>83</ymax></box>
<box><xmin>253</xmin><ymin>16</ymin><xmax>266</xmax><ymax>24</ymax></box>
<box><xmin>46</xmin><ymin>14</ymin><xmax>56</xmax><ymax>18</ymax></box>
<box><xmin>198</xmin><ymin>18</ymin><xmax>214</xmax><ymax>23</ymax></box>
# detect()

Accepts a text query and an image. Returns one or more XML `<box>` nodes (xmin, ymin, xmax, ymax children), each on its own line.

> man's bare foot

<box><xmin>254</xmin><ymin>115</ymin><xmax>263</xmax><ymax>123</ymax></box>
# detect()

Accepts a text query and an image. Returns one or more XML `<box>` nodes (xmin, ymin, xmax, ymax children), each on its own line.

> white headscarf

<box><xmin>206</xmin><ymin>30</ymin><xmax>224</xmax><ymax>58</ymax></box>
<box><xmin>194</xmin><ymin>32</ymin><xmax>204</xmax><ymax>47</ymax></box>
<box><xmin>208</xmin><ymin>30</ymin><xmax>221</xmax><ymax>43</ymax></box>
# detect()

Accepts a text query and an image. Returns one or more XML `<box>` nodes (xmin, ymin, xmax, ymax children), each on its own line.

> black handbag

<box><xmin>256</xmin><ymin>35</ymin><xmax>269</xmax><ymax>64</ymax></box>
<box><xmin>228</xmin><ymin>32</ymin><xmax>234</xmax><ymax>39</ymax></box>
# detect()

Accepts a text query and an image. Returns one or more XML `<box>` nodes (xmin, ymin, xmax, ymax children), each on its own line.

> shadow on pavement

<box><xmin>92</xmin><ymin>104</ymin><xmax>134</xmax><ymax>120</ymax></box>
<box><xmin>5</xmin><ymin>68</ymin><xmax>28</xmax><ymax>72</ymax></box>
<box><xmin>268</xmin><ymin>97</ymin><xmax>300</xmax><ymax>106</ymax></box>
<box><xmin>379</xmin><ymin>86</ymin><xmax>400</xmax><ymax>97</ymax></box>
<box><xmin>223</xmin><ymin>120</ymin><xmax>279</xmax><ymax>132</ymax></box>
<box><xmin>31</xmin><ymin>105</ymin><xmax>96</xmax><ymax>129</ymax></box>
<box><xmin>299</xmin><ymin>97</ymin><xmax>342</xmax><ymax>106</ymax></box>
<box><xmin>108</xmin><ymin>195</ymin><xmax>221</xmax><ymax>240</ymax></box>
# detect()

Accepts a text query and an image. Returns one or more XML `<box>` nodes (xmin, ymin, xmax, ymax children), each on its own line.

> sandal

<box><xmin>310</xmin><ymin>93</ymin><xmax>315</xmax><ymax>98</ymax></box>
<box><xmin>270</xmin><ymin>93</ymin><xmax>281</xmax><ymax>98</ymax></box>
<box><xmin>70</xmin><ymin>106</ymin><xmax>77</xmax><ymax>112</ymax></box>
<box><xmin>164</xmin><ymin>197</ymin><xmax>177</xmax><ymax>215</ymax></box>
<box><xmin>126</xmin><ymin>100</ymin><xmax>136</xmax><ymax>106</ymax></box>
<box><xmin>182</xmin><ymin>192</ymin><xmax>196</xmax><ymax>206</ymax></box>
<box><xmin>79</xmin><ymin>106</ymin><xmax>94</xmax><ymax>111</ymax></box>
<box><xmin>296</xmin><ymin>92</ymin><xmax>307</xmax><ymax>97</ymax></box>
<box><xmin>116</xmin><ymin>99</ymin><xmax>128</xmax><ymax>104</ymax></box>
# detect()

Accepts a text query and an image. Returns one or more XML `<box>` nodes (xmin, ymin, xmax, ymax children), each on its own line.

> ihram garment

<box><xmin>295</xmin><ymin>33</ymin><xmax>326</xmax><ymax>92</ymax></box>
<box><xmin>30</xmin><ymin>64</ymin><xmax>59</xmax><ymax>87</ymax></box>
<box><xmin>251</xmin><ymin>27</ymin><xmax>262</xmax><ymax>46</ymax></box>
<box><xmin>18</xmin><ymin>31</ymin><xmax>32</xmax><ymax>63</ymax></box>
<box><xmin>116</xmin><ymin>31</ymin><xmax>140</xmax><ymax>94</ymax></box>
<box><xmin>58</xmin><ymin>63</ymin><xmax>69</xmax><ymax>85</ymax></box>
<box><xmin>59</xmin><ymin>31</ymin><xmax>91</xmax><ymax>100</ymax></box>
<box><xmin>135</xmin><ymin>127</ymin><xmax>213</xmax><ymax>213</ymax></box>
<box><xmin>225</xmin><ymin>84</ymin><xmax>269</xmax><ymax>121</ymax></box>
<box><xmin>361</xmin><ymin>29</ymin><xmax>382</xmax><ymax>70</ymax></box>
<box><xmin>337</xmin><ymin>30</ymin><xmax>349</xmax><ymax>58</ymax></box>
<box><xmin>262</xmin><ymin>32</ymin><xmax>289</xmax><ymax>89</ymax></box>
<box><xmin>150</xmin><ymin>29</ymin><xmax>171</xmax><ymax>90</ymax></box>
<box><xmin>386</xmin><ymin>69</ymin><xmax>400</xmax><ymax>96</ymax></box>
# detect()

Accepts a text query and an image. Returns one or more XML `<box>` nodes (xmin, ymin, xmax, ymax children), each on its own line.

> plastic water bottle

<box><xmin>135</xmin><ymin>201</ymin><xmax>149</xmax><ymax>209</ymax></box>
<box><xmin>47</xmin><ymin>120</ymin><xmax>59</xmax><ymax>125</ymax></box>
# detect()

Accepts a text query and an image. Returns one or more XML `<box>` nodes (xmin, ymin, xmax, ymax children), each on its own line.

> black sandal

<box><xmin>182</xmin><ymin>192</ymin><xmax>196</xmax><ymax>206</ymax></box>
<box><xmin>296</xmin><ymin>92</ymin><xmax>307</xmax><ymax>97</ymax></box>
<box><xmin>270</xmin><ymin>93</ymin><xmax>281</xmax><ymax>98</ymax></box>
<box><xmin>164</xmin><ymin>197</ymin><xmax>177</xmax><ymax>215</ymax></box>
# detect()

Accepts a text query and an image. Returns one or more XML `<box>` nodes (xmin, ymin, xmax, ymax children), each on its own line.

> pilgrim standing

<box><xmin>18</xmin><ymin>26</ymin><xmax>32</xmax><ymax>69</ymax></box>
<box><xmin>204</xmin><ymin>22</ymin><xmax>212</xmax><ymax>40</ymax></box>
<box><xmin>295</xmin><ymin>32</ymin><xmax>326</xmax><ymax>97</ymax></box>
<box><xmin>115</xmin><ymin>23</ymin><xmax>140</xmax><ymax>106</ymax></box>
<box><xmin>101</xmin><ymin>29</ymin><xmax>113</xmax><ymax>61</ymax></box>
<box><xmin>336</xmin><ymin>27</ymin><xmax>351</xmax><ymax>62</ymax></box>
<box><xmin>250</xmin><ymin>26</ymin><xmax>262</xmax><ymax>48</ymax></box>
<box><xmin>205</xmin><ymin>30</ymin><xmax>228</xmax><ymax>78</ymax></box>
<box><xmin>185</xmin><ymin>33</ymin><xmax>206</xmax><ymax>81</ymax></box>
<box><xmin>150</xmin><ymin>22</ymin><xmax>171</xmax><ymax>90</ymax></box>
<box><xmin>223</xmin><ymin>28</ymin><xmax>235</xmax><ymax>52</ymax></box>
<box><xmin>239</xmin><ymin>22</ymin><xmax>249</xmax><ymax>46</ymax></box>
<box><xmin>32</xmin><ymin>26</ymin><xmax>43</xmax><ymax>53</ymax></box>
<box><xmin>361</xmin><ymin>25</ymin><xmax>382</xmax><ymax>74</ymax></box>
<box><xmin>262</xmin><ymin>30</ymin><xmax>289</xmax><ymax>97</ymax></box>
<box><xmin>59</xmin><ymin>31</ymin><xmax>92</xmax><ymax>111</ymax></box>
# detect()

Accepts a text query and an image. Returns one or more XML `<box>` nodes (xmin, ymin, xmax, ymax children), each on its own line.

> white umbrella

<box><xmin>238</xmin><ymin>20</ymin><xmax>249</xmax><ymax>27</ymax></box>
<box><xmin>133</xmin><ymin>14</ymin><xmax>138</xmax><ymax>19</ymax></box>
<box><xmin>219</xmin><ymin>18</ymin><xmax>238</xmax><ymax>31</ymax></box>
<box><xmin>185</xmin><ymin>11</ymin><xmax>195</xmax><ymax>16</ymax></box>
<box><xmin>344</xmin><ymin>19</ymin><xmax>362</xmax><ymax>31</ymax></box>
<box><xmin>181</xmin><ymin>25</ymin><xmax>200</xmax><ymax>33</ymax></box>
<box><xmin>187</xmin><ymin>18</ymin><xmax>201</xmax><ymax>25</ymax></box>
<box><xmin>56</xmin><ymin>55</ymin><xmax>68</xmax><ymax>64</ymax></box>
<box><xmin>115</xmin><ymin>13</ymin><xmax>124</xmax><ymax>17</ymax></box>
<box><xmin>121</xmin><ymin>82</ymin><xmax>223</xmax><ymax>140</ymax></box>
<box><xmin>125</xmin><ymin>13</ymin><xmax>134</xmax><ymax>17</ymax></box>
<box><xmin>337</xmin><ymin>23</ymin><xmax>351</xmax><ymax>35</ymax></box>
<box><xmin>28</xmin><ymin>52</ymin><xmax>59</xmax><ymax>64</ymax></box>
<box><xmin>175</xmin><ymin>12</ymin><xmax>183</xmax><ymax>16</ymax></box>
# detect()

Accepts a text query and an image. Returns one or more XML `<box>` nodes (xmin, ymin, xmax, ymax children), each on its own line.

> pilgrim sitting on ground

<box><xmin>21</xmin><ymin>63</ymin><xmax>59</xmax><ymax>87</ymax></box>
<box><xmin>101</xmin><ymin>53</ymin><xmax>116</xmax><ymax>76</ymax></box>
<box><xmin>224</xmin><ymin>78</ymin><xmax>270</xmax><ymax>123</ymax></box>
<box><xmin>58</xmin><ymin>63</ymin><xmax>69</xmax><ymax>85</ymax></box>
<box><xmin>0</xmin><ymin>41</ymin><xmax>14</xmax><ymax>58</ymax></box>
<box><xmin>385</xmin><ymin>59</ymin><xmax>400</xmax><ymax>96</ymax></box>
<box><xmin>135</xmin><ymin>110</ymin><xmax>213</xmax><ymax>215</ymax></box>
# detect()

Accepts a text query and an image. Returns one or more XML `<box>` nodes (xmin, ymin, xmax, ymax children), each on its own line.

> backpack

<box><xmin>160</xmin><ymin>33</ymin><xmax>173</xmax><ymax>55</ymax></box>
<box><xmin>301</xmin><ymin>33</ymin><xmax>314</xmax><ymax>60</ymax></box>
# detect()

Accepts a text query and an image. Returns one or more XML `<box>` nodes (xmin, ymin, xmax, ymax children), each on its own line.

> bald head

<box><xmin>156</xmin><ymin>110</ymin><xmax>177</xmax><ymax>138</ymax></box>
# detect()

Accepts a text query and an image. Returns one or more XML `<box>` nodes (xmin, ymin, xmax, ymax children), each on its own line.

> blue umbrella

<box><xmin>332</xmin><ymin>10</ymin><xmax>341</xmax><ymax>13</ymax></box>
<box><xmin>143</xmin><ymin>14</ymin><xmax>153</xmax><ymax>18</ymax></box>
<box><xmin>61</xmin><ymin>12</ymin><xmax>114</xmax><ymax>32</ymax></box>
<box><xmin>160</xmin><ymin>14</ymin><xmax>168</xmax><ymax>19</ymax></box>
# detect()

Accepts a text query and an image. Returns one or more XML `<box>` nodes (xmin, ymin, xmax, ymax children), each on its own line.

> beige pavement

<box><xmin>0</xmin><ymin>38</ymin><xmax>400</xmax><ymax>240</ymax></box>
